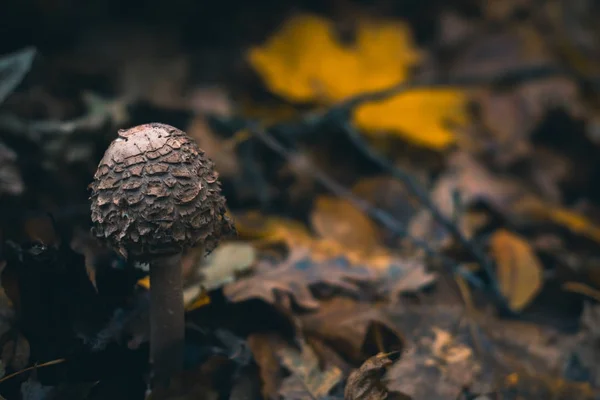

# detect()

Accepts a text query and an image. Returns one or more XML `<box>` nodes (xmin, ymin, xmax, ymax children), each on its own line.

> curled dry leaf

<box><xmin>490</xmin><ymin>229</ymin><xmax>544</xmax><ymax>312</ymax></box>
<box><xmin>223</xmin><ymin>247</ymin><xmax>378</xmax><ymax>311</ymax></box>
<box><xmin>344</xmin><ymin>352</ymin><xmax>403</xmax><ymax>400</ymax></box>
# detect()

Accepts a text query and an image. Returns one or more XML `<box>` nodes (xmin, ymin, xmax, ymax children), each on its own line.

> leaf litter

<box><xmin>1</xmin><ymin>1</ymin><xmax>600</xmax><ymax>399</ymax></box>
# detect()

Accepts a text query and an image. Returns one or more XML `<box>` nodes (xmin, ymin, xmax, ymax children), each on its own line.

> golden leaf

<box><xmin>353</xmin><ymin>89</ymin><xmax>468</xmax><ymax>149</ymax></box>
<box><xmin>490</xmin><ymin>229</ymin><xmax>543</xmax><ymax>312</ymax></box>
<box><xmin>247</xmin><ymin>13</ymin><xmax>467</xmax><ymax>149</ymax></box>
<box><xmin>248</xmin><ymin>14</ymin><xmax>419</xmax><ymax>103</ymax></box>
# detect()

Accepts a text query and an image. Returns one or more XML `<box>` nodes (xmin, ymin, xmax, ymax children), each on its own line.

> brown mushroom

<box><xmin>89</xmin><ymin>123</ymin><xmax>235</xmax><ymax>387</ymax></box>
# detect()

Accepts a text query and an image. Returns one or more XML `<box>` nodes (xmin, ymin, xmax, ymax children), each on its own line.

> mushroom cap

<box><xmin>89</xmin><ymin>123</ymin><xmax>235</xmax><ymax>259</ymax></box>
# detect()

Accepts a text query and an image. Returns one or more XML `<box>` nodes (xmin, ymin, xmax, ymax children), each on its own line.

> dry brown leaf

<box><xmin>299</xmin><ymin>297</ymin><xmax>403</xmax><ymax>364</ymax></box>
<box><xmin>344</xmin><ymin>352</ymin><xmax>403</xmax><ymax>400</ymax></box>
<box><xmin>408</xmin><ymin>151</ymin><xmax>524</xmax><ymax>248</ymax></box>
<box><xmin>489</xmin><ymin>229</ymin><xmax>544</xmax><ymax>312</ymax></box>
<box><xmin>385</xmin><ymin>305</ymin><xmax>483</xmax><ymax>400</ymax></box>
<box><xmin>223</xmin><ymin>248</ymin><xmax>378</xmax><ymax>311</ymax></box>
<box><xmin>247</xmin><ymin>333</ymin><xmax>285</xmax><ymax>399</ymax></box>
<box><xmin>311</xmin><ymin>195</ymin><xmax>380</xmax><ymax>253</ymax></box>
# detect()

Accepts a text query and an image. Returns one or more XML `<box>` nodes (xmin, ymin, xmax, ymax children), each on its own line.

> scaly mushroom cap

<box><xmin>89</xmin><ymin>123</ymin><xmax>235</xmax><ymax>259</ymax></box>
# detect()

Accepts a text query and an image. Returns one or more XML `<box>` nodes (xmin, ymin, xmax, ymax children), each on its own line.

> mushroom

<box><xmin>89</xmin><ymin>123</ymin><xmax>235</xmax><ymax>387</ymax></box>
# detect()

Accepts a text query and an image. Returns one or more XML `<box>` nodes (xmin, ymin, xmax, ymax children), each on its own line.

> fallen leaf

<box><xmin>223</xmin><ymin>248</ymin><xmax>377</xmax><ymax>311</ymax></box>
<box><xmin>299</xmin><ymin>297</ymin><xmax>403</xmax><ymax>364</ymax></box>
<box><xmin>344</xmin><ymin>352</ymin><xmax>402</xmax><ymax>400</ymax></box>
<box><xmin>247</xmin><ymin>333</ymin><xmax>285</xmax><ymax>399</ymax></box>
<box><xmin>247</xmin><ymin>13</ymin><xmax>467</xmax><ymax>149</ymax></box>
<box><xmin>489</xmin><ymin>229</ymin><xmax>544</xmax><ymax>312</ymax></box>
<box><xmin>385</xmin><ymin>305</ymin><xmax>483</xmax><ymax>399</ymax></box>
<box><xmin>515</xmin><ymin>198</ymin><xmax>600</xmax><ymax>244</ymax></box>
<box><xmin>311</xmin><ymin>195</ymin><xmax>380</xmax><ymax>253</ymax></box>
<box><xmin>138</xmin><ymin>243</ymin><xmax>255</xmax><ymax>311</ymax></box>
<box><xmin>562</xmin><ymin>282</ymin><xmax>600</xmax><ymax>302</ymax></box>
<box><xmin>354</xmin><ymin>89</ymin><xmax>468</xmax><ymax>149</ymax></box>
<box><xmin>408</xmin><ymin>151</ymin><xmax>524</xmax><ymax>248</ymax></box>
<box><xmin>278</xmin><ymin>340</ymin><xmax>343</xmax><ymax>399</ymax></box>
<box><xmin>198</xmin><ymin>242</ymin><xmax>256</xmax><ymax>291</ymax></box>
<box><xmin>248</xmin><ymin>13</ymin><xmax>420</xmax><ymax>103</ymax></box>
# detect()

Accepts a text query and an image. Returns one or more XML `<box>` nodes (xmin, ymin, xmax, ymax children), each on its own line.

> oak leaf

<box><xmin>223</xmin><ymin>248</ymin><xmax>377</xmax><ymax>311</ymax></box>
<box><xmin>490</xmin><ymin>229</ymin><xmax>543</xmax><ymax>312</ymax></box>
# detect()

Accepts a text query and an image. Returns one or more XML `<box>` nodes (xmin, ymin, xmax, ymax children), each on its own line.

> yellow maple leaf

<box><xmin>353</xmin><ymin>89</ymin><xmax>467</xmax><ymax>149</ymax></box>
<box><xmin>247</xmin><ymin>13</ymin><xmax>467</xmax><ymax>149</ymax></box>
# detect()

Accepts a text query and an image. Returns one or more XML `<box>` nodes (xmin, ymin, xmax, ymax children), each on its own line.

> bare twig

<box><xmin>340</xmin><ymin>120</ymin><xmax>504</xmax><ymax>306</ymax></box>
<box><xmin>274</xmin><ymin>68</ymin><xmax>560</xmax><ymax>311</ymax></box>
<box><xmin>237</xmin><ymin>67</ymin><xmax>560</xmax><ymax>311</ymax></box>
<box><xmin>248</xmin><ymin>124</ymin><xmax>486</xmax><ymax>291</ymax></box>
<box><xmin>0</xmin><ymin>358</ymin><xmax>65</xmax><ymax>383</ymax></box>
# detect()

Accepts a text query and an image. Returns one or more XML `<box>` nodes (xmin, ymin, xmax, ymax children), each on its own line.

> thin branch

<box><xmin>248</xmin><ymin>123</ymin><xmax>487</xmax><ymax>292</ymax></box>
<box><xmin>0</xmin><ymin>358</ymin><xmax>65</xmax><ymax>383</ymax></box>
<box><xmin>340</xmin><ymin>121</ymin><xmax>504</xmax><ymax>306</ymax></box>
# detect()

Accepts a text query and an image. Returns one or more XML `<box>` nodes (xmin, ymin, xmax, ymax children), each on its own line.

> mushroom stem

<box><xmin>149</xmin><ymin>252</ymin><xmax>184</xmax><ymax>388</ymax></box>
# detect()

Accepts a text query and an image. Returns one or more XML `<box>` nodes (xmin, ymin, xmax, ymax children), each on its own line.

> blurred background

<box><xmin>1</xmin><ymin>0</ymin><xmax>600</xmax><ymax>399</ymax></box>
